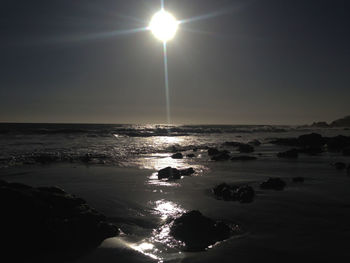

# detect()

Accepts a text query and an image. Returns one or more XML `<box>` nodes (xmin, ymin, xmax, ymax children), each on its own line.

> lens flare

<box><xmin>149</xmin><ymin>10</ymin><xmax>179</xmax><ymax>42</ymax></box>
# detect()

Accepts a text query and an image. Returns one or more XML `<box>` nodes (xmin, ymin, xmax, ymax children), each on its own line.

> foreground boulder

<box><xmin>0</xmin><ymin>180</ymin><xmax>118</xmax><ymax>262</ymax></box>
<box><xmin>213</xmin><ymin>183</ymin><xmax>255</xmax><ymax>203</ymax></box>
<box><xmin>158</xmin><ymin>167</ymin><xmax>195</xmax><ymax>179</ymax></box>
<box><xmin>170</xmin><ymin>210</ymin><xmax>232</xmax><ymax>251</ymax></box>
<box><xmin>260</xmin><ymin>178</ymin><xmax>286</xmax><ymax>190</ymax></box>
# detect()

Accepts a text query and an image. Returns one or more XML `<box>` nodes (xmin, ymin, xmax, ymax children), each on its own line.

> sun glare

<box><xmin>149</xmin><ymin>10</ymin><xmax>179</xmax><ymax>42</ymax></box>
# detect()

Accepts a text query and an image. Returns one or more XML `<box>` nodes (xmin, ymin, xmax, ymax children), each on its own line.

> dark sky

<box><xmin>1</xmin><ymin>0</ymin><xmax>349</xmax><ymax>125</ymax></box>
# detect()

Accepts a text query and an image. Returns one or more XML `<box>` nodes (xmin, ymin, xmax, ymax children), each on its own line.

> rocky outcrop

<box><xmin>277</xmin><ymin>149</ymin><xmax>299</xmax><ymax>158</ymax></box>
<box><xmin>330</xmin><ymin>116</ymin><xmax>350</xmax><ymax>127</ymax></box>
<box><xmin>260</xmin><ymin>178</ymin><xmax>286</xmax><ymax>190</ymax></box>
<box><xmin>171</xmin><ymin>153</ymin><xmax>183</xmax><ymax>159</ymax></box>
<box><xmin>170</xmin><ymin>210</ymin><xmax>232</xmax><ymax>251</ymax></box>
<box><xmin>213</xmin><ymin>183</ymin><xmax>255</xmax><ymax>203</ymax></box>
<box><xmin>211</xmin><ymin>151</ymin><xmax>231</xmax><ymax>161</ymax></box>
<box><xmin>0</xmin><ymin>180</ymin><xmax>118</xmax><ymax>262</ymax></box>
<box><xmin>158</xmin><ymin>167</ymin><xmax>195</xmax><ymax>179</ymax></box>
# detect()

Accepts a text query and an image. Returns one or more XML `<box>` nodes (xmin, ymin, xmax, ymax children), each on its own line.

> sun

<box><xmin>149</xmin><ymin>10</ymin><xmax>179</xmax><ymax>42</ymax></box>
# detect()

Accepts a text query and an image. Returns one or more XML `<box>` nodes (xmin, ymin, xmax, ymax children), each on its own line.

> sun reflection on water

<box><xmin>152</xmin><ymin>199</ymin><xmax>186</xmax><ymax>220</ymax></box>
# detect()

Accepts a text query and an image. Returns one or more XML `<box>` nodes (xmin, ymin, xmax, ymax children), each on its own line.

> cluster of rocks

<box><xmin>169</xmin><ymin>210</ymin><xmax>234</xmax><ymax>251</ymax></box>
<box><xmin>213</xmin><ymin>183</ymin><xmax>255</xmax><ymax>203</ymax></box>
<box><xmin>272</xmin><ymin>133</ymin><xmax>350</xmax><ymax>157</ymax></box>
<box><xmin>0</xmin><ymin>180</ymin><xmax>118</xmax><ymax>262</ymax></box>
<box><xmin>157</xmin><ymin>166</ymin><xmax>195</xmax><ymax>179</ymax></box>
<box><xmin>208</xmin><ymin>146</ymin><xmax>258</xmax><ymax>162</ymax></box>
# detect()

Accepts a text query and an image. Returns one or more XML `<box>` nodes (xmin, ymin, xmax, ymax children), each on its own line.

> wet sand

<box><xmin>1</xmin><ymin>158</ymin><xmax>350</xmax><ymax>262</ymax></box>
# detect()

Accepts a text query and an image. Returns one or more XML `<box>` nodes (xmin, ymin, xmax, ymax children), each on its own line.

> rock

<box><xmin>298</xmin><ymin>133</ymin><xmax>325</xmax><ymax>148</ymax></box>
<box><xmin>238</xmin><ymin>144</ymin><xmax>254</xmax><ymax>153</ymax></box>
<box><xmin>293</xmin><ymin>177</ymin><xmax>305</xmax><ymax>183</ymax></box>
<box><xmin>277</xmin><ymin>149</ymin><xmax>299</xmax><ymax>158</ymax></box>
<box><xmin>248</xmin><ymin>139</ymin><xmax>261</xmax><ymax>146</ymax></box>
<box><xmin>298</xmin><ymin>147</ymin><xmax>323</xmax><ymax>155</ymax></box>
<box><xmin>212</xmin><ymin>183</ymin><xmax>255</xmax><ymax>203</ymax></box>
<box><xmin>343</xmin><ymin>147</ymin><xmax>350</xmax><ymax>156</ymax></box>
<box><xmin>325</xmin><ymin>135</ymin><xmax>350</xmax><ymax>152</ymax></box>
<box><xmin>0</xmin><ymin>180</ymin><xmax>118</xmax><ymax>262</ymax></box>
<box><xmin>171</xmin><ymin>153</ymin><xmax>183</xmax><ymax>159</ymax></box>
<box><xmin>330</xmin><ymin>115</ymin><xmax>350</xmax><ymax>127</ymax></box>
<box><xmin>334</xmin><ymin>162</ymin><xmax>346</xmax><ymax>170</ymax></box>
<box><xmin>158</xmin><ymin>167</ymin><xmax>195</xmax><ymax>179</ymax></box>
<box><xmin>208</xmin><ymin>148</ymin><xmax>220</xmax><ymax>156</ymax></box>
<box><xmin>180</xmin><ymin>168</ymin><xmax>195</xmax><ymax>176</ymax></box>
<box><xmin>270</xmin><ymin>138</ymin><xmax>299</xmax><ymax>146</ymax></box>
<box><xmin>231</xmin><ymin>156</ymin><xmax>257</xmax><ymax>161</ymax></box>
<box><xmin>222</xmin><ymin>141</ymin><xmax>242</xmax><ymax>147</ymax></box>
<box><xmin>260</xmin><ymin>178</ymin><xmax>286</xmax><ymax>190</ymax></box>
<box><xmin>158</xmin><ymin>167</ymin><xmax>181</xmax><ymax>179</ymax></box>
<box><xmin>311</xmin><ymin>121</ymin><xmax>329</xmax><ymax>128</ymax></box>
<box><xmin>170</xmin><ymin>210</ymin><xmax>231</xmax><ymax>251</ymax></box>
<box><xmin>211</xmin><ymin>151</ymin><xmax>231</xmax><ymax>161</ymax></box>
<box><xmin>186</xmin><ymin>153</ymin><xmax>196</xmax><ymax>158</ymax></box>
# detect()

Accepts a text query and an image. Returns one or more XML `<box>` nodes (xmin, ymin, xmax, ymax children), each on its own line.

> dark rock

<box><xmin>211</xmin><ymin>151</ymin><xmax>231</xmax><ymax>161</ymax></box>
<box><xmin>0</xmin><ymin>180</ymin><xmax>118</xmax><ymax>262</ymax></box>
<box><xmin>180</xmin><ymin>168</ymin><xmax>195</xmax><ymax>176</ymax></box>
<box><xmin>298</xmin><ymin>147</ymin><xmax>323</xmax><ymax>155</ymax></box>
<box><xmin>311</xmin><ymin>121</ymin><xmax>329</xmax><ymax>128</ymax></box>
<box><xmin>223</xmin><ymin>141</ymin><xmax>242</xmax><ymax>147</ymax></box>
<box><xmin>293</xmin><ymin>177</ymin><xmax>305</xmax><ymax>183</ymax></box>
<box><xmin>158</xmin><ymin>167</ymin><xmax>181</xmax><ymax>179</ymax></box>
<box><xmin>334</xmin><ymin>162</ymin><xmax>346</xmax><ymax>170</ymax></box>
<box><xmin>34</xmin><ymin>154</ymin><xmax>59</xmax><ymax>164</ymax></box>
<box><xmin>238</xmin><ymin>144</ymin><xmax>254</xmax><ymax>153</ymax></box>
<box><xmin>248</xmin><ymin>139</ymin><xmax>261</xmax><ymax>146</ymax></box>
<box><xmin>231</xmin><ymin>156</ymin><xmax>257</xmax><ymax>161</ymax></box>
<box><xmin>298</xmin><ymin>133</ymin><xmax>325</xmax><ymax>148</ymax></box>
<box><xmin>260</xmin><ymin>178</ymin><xmax>286</xmax><ymax>190</ymax></box>
<box><xmin>171</xmin><ymin>153</ymin><xmax>183</xmax><ymax>159</ymax></box>
<box><xmin>158</xmin><ymin>167</ymin><xmax>194</xmax><ymax>179</ymax></box>
<box><xmin>270</xmin><ymin>137</ymin><xmax>299</xmax><ymax>146</ymax></box>
<box><xmin>330</xmin><ymin>116</ymin><xmax>350</xmax><ymax>127</ymax></box>
<box><xmin>170</xmin><ymin>210</ymin><xmax>231</xmax><ymax>251</ymax></box>
<box><xmin>325</xmin><ymin>135</ymin><xmax>350</xmax><ymax>152</ymax></box>
<box><xmin>343</xmin><ymin>147</ymin><xmax>350</xmax><ymax>156</ymax></box>
<box><xmin>208</xmin><ymin>148</ymin><xmax>220</xmax><ymax>156</ymax></box>
<box><xmin>186</xmin><ymin>153</ymin><xmax>195</xmax><ymax>158</ymax></box>
<box><xmin>213</xmin><ymin>183</ymin><xmax>255</xmax><ymax>203</ymax></box>
<box><xmin>277</xmin><ymin>149</ymin><xmax>299</xmax><ymax>158</ymax></box>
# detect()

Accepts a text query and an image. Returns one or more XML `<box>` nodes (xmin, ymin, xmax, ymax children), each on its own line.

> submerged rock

<box><xmin>334</xmin><ymin>162</ymin><xmax>347</xmax><ymax>170</ymax></box>
<box><xmin>277</xmin><ymin>149</ymin><xmax>299</xmax><ymax>158</ymax></box>
<box><xmin>158</xmin><ymin>167</ymin><xmax>195</xmax><ymax>179</ymax></box>
<box><xmin>248</xmin><ymin>139</ymin><xmax>261</xmax><ymax>146</ymax></box>
<box><xmin>186</xmin><ymin>153</ymin><xmax>195</xmax><ymax>158</ymax></box>
<box><xmin>171</xmin><ymin>153</ymin><xmax>183</xmax><ymax>159</ymax></box>
<box><xmin>0</xmin><ymin>180</ymin><xmax>118</xmax><ymax>262</ymax></box>
<box><xmin>231</xmin><ymin>156</ymin><xmax>257</xmax><ymax>161</ymax></box>
<box><xmin>158</xmin><ymin>167</ymin><xmax>181</xmax><ymax>179</ymax></box>
<box><xmin>213</xmin><ymin>183</ymin><xmax>255</xmax><ymax>203</ymax></box>
<box><xmin>238</xmin><ymin>144</ymin><xmax>255</xmax><ymax>153</ymax></box>
<box><xmin>208</xmin><ymin>148</ymin><xmax>220</xmax><ymax>156</ymax></box>
<box><xmin>170</xmin><ymin>210</ymin><xmax>232</xmax><ymax>251</ymax></box>
<box><xmin>211</xmin><ymin>151</ymin><xmax>231</xmax><ymax>161</ymax></box>
<box><xmin>293</xmin><ymin>177</ymin><xmax>305</xmax><ymax>183</ymax></box>
<box><xmin>260</xmin><ymin>178</ymin><xmax>286</xmax><ymax>190</ymax></box>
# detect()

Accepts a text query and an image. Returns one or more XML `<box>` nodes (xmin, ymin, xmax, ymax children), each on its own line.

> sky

<box><xmin>1</xmin><ymin>0</ymin><xmax>349</xmax><ymax>125</ymax></box>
